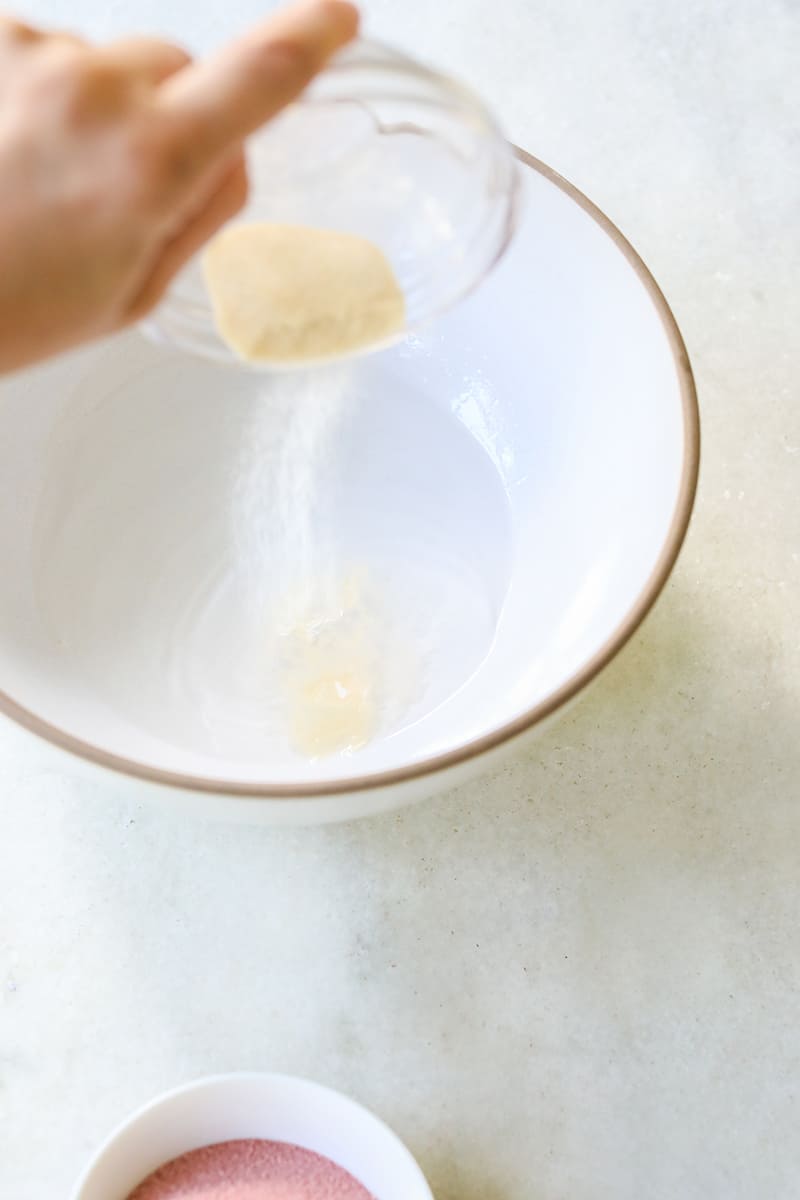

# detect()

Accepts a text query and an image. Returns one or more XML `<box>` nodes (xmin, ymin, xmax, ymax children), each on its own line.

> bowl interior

<box><xmin>72</xmin><ymin>1073</ymin><xmax>432</xmax><ymax>1200</ymax></box>
<box><xmin>0</xmin><ymin>156</ymin><xmax>691</xmax><ymax>791</ymax></box>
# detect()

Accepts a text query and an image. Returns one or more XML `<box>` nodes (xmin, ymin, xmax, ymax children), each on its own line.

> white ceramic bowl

<box><xmin>0</xmin><ymin>149</ymin><xmax>698</xmax><ymax>823</ymax></box>
<box><xmin>70</xmin><ymin>1072</ymin><xmax>432</xmax><ymax>1200</ymax></box>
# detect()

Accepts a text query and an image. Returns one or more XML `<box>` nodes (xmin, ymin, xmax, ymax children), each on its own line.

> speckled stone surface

<box><xmin>1</xmin><ymin>2</ymin><xmax>798</xmax><ymax>1199</ymax></box>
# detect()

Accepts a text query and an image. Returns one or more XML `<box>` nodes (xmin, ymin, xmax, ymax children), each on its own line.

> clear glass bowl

<box><xmin>142</xmin><ymin>38</ymin><xmax>520</xmax><ymax>368</ymax></box>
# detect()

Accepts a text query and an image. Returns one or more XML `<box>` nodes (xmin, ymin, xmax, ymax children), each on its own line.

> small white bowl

<box><xmin>71</xmin><ymin>1072</ymin><xmax>433</xmax><ymax>1200</ymax></box>
<box><xmin>143</xmin><ymin>37</ymin><xmax>518</xmax><ymax>368</ymax></box>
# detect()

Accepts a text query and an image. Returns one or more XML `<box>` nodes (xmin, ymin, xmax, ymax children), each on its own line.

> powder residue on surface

<box><xmin>203</xmin><ymin>222</ymin><xmax>405</xmax><ymax>364</ymax></box>
<box><xmin>279</xmin><ymin>572</ymin><xmax>379</xmax><ymax>757</ymax></box>
<box><xmin>125</xmin><ymin>1138</ymin><xmax>376</xmax><ymax>1200</ymax></box>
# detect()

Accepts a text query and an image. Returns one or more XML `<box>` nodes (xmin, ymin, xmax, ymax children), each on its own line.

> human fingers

<box><xmin>0</xmin><ymin>15</ymin><xmax>40</xmax><ymax>46</ymax></box>
<box><xmin>156</xmin><ymin>0</ymin><xmax>358</xmax><ymax>170</ymax></box>
<box><xmin>96</xmin><ymin>36</ymin><xmax>191</xmax><ymax>85</ymax></box>
<box><xmin>0</xmin><ymin>16</ymin><xmax>84</xmax><ymax>61</ymax></box>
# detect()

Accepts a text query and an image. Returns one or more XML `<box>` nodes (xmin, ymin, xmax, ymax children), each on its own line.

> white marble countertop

<box><xmin>1</xmin><ymin>1</ymin><xmax>799</xmax><ymax>1198</ymax></box>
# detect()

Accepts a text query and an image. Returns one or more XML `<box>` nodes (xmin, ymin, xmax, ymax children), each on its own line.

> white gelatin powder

<box><xmin>233</xmin><ymin>366</ymin><xmax>385</xmax><ymax>758</ymax></box>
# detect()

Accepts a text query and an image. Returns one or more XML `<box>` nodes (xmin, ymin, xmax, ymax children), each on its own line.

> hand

<box><xmin>0</xmin><ymin>0</ymin><xmax>358</xmax><ymax>373</ymax></box>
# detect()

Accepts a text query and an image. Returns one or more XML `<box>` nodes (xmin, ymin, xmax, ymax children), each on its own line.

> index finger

<box><xmin>157</xmin><ymin>0</ymin><xmax>358</xmax><ymax>168</ymax></box>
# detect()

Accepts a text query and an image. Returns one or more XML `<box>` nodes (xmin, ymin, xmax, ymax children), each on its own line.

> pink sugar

<box><xmin>125</xmin><ymin>1139</ymin><xmax>376</xmax><ymax>1200</ymax></box>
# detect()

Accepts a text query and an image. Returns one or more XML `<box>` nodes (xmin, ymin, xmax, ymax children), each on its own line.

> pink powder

<box><xmin>125</xmin><ymin>1139</ymin><xmax>376</xmax><ymax>1200</ymax></box>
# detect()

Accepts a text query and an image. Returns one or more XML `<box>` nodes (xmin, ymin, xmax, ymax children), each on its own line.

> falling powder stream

<box><xmin>232</xmin><ymin>366</ymin><xmax>382</xmax><ymax>757</ymax></box>
<box><xmin>234</xmin><ymin>366</ymin><xmax>350</xmax><ymax>621</ymax></box>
